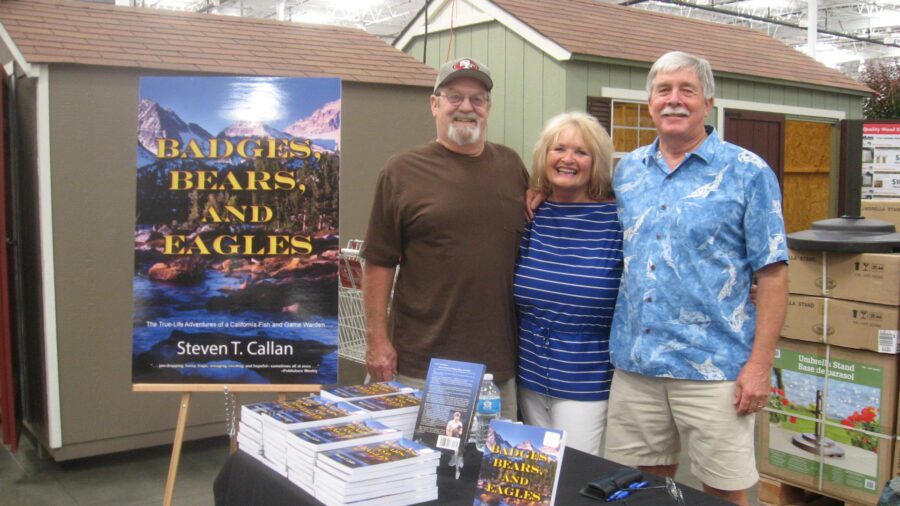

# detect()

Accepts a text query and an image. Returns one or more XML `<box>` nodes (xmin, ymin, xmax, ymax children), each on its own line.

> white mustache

<box><xmin>452</xmin><ymin>113</ymin><xmax>480</xmax><ymax>122</ymax></box>
<box><xmin>661</xmin><ymin>106</ymin><xmax>690</xmax><ymax>116</ymax></box>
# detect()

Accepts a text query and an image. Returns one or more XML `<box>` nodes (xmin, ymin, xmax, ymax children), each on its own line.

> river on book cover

<box><xmin>131</xmin><ymin>77</ymin><xmax>341</xmax><ymax>385</ymax></box>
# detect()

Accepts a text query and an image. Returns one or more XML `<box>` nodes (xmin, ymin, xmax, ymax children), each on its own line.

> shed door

<box><xmin>0</xmin><ymin>65</ymin><xmax>17</xmax><ymax>452</ymax></box>
<box><xmin>723</xmin><ymin>109</ymin><xmax>785</xmax><ymax>187</ymax></box>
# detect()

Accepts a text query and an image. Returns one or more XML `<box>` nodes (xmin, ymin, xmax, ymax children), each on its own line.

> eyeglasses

<box><xmin>606</xmin><ymin>477</ymin><xmax>685</xmax><ymax>504</ymax></box>
<box><xmin>434</xmin><ymin>92</ymin><xmax>490</xmax><ymax>108</ymax></box>
<box><xmin>665</xmin><ymin>477</ymin><xmax>685</xmax><ymax>506</ymax></box>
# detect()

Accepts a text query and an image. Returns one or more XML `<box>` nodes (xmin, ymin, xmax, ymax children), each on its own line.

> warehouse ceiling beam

<box><xmin>621</xmin><ymin>0</ymin><xmax>899</xmax><ymax>47</ymax></box>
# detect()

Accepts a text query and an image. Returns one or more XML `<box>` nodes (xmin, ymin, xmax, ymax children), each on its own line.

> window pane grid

<box><xmin>611</xmin><ymin>100</ymin><xmax>656</xmax><ymax>157</ymax></box>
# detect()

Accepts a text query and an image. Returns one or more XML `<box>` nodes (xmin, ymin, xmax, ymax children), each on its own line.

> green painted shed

<box><xmin>394</xmin><ymin>0</ymin><xmax>873</xmax><ymax>232</ymax></box>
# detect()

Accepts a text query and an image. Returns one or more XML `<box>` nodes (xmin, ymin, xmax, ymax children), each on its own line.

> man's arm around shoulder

<box><xmin>733</xmin><ymin>262</ymin><xmax>788</xmax><ymax>415</ymax></box>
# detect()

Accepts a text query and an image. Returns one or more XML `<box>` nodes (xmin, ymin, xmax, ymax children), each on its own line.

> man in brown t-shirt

<box><xmin>361</xmin><ymin>57</ymin><xmax>527</xmax><ymax>419</ymax></box>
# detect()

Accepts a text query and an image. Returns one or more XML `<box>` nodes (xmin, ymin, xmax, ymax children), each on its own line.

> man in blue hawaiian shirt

<box><xmin>604</xmin><ymin>51</ymin><xmax>788</xmax><ymax>506</ymax></box>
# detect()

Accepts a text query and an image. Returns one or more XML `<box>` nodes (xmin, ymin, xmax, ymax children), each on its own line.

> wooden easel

<box><xmin>133</xmin><ymin>383</ymin><xmax>320</xmax><ymax>506</ymax></box>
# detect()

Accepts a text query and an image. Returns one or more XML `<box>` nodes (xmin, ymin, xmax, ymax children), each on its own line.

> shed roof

<box><xmin>0</xmin><ymin>0</ymin><xmax>436</xmax><ymax>87</ymax></box>
<box><xmin>461</xmin><ymin>0</ymin><xmax>870</xmax><ymax>94</ymax></box>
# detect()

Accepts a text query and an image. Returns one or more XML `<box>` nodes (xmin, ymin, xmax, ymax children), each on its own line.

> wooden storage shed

<box><xmin>0</xmin><ymin>0</ymin><xmax>436</xmax><ymax>459</ymax></box>
<box><xmin>395</xmin><ymin>0</ymin><xmax>873</xmax><ymax>232</ymax></box>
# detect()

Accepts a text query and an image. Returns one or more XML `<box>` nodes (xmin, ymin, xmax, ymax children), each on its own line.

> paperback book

<box><xmin>316</xmin><ymin>453</ymin><xmax>434</xmax><ymax>482</ymax></box>
<box><xmin>289</xmin><ymin>419</ymin><xmax>402</xmax><ymax>453</ymax></box>
<box><xmin>314</xmin><ymin>467</ymin><xmax>436</xmax><ymax>497</ymax></box>
<box><xmin>260</xmin><ymin>396</ymin><xmax>370</xmax><ymax>431</ymax></box>
<box><xmin>320</xmin><ymin>381</ymin><xmax>416</xmax><ymax>403</ymax></box>
<box><xmin>316</xmin><ymin>478</ymin><xmax>438</xmax><ymax>504</ymax></box>
<box><xmin>474</xmin><ymin>420</ymin><xmax>566</xmax><ymax>506</ymax></box>
<box><xmin>316</xmin><ymin>438</ymin><xmax>439</xmax><ymax>479</ymax></box>
<box><xmin>350</xmin><ymin>391</ymin><xmax>423</xmax><ymax>416</ymax></box>
<box><xmin>241</xmin><ymin>401</ymin><xmax>281</xmax><ymax>432</ymax></box>
<box><xmin>237</xmin><ymin>433</ymin><xmax>261</xmax><ymax>456</ymax></box>
<box><xmin>315</xmin><ymin>486</ymin><xmax>438</xmax><ymax>506</ymax></box>
<box><xmin>412</xmin><ymin>358</ymin><xmax>485</xmax><ymax>454</ymax></box>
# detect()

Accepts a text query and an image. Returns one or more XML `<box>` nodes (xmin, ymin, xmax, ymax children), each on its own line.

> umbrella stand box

<box><xmin>758</xmin><ymin>338</ymin><xmax>899</xmax><ymax>504</ymax></box>
<box><xmin>788</xmin><ymin>250</ymin><xmax>900</xmax><ymax>307</ymax></box>
<box><xmin>782</xmin><ymin>294</ymin><xmax>899</xmax><ymax>354</ymax></box>
<box><xmin>860</xmin><ymin>199</ymin><xmax>900</xmax><ymax>229</ymax></box>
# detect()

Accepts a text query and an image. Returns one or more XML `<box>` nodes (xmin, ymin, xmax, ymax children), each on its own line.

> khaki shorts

<box><xmin>604</xmin><ymin>370</ymin><xmax>758</xmax><ymax>491</ymax></box>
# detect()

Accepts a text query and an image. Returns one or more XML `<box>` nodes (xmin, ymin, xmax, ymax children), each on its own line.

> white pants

<box><xmin>518</xmin><ymin>386</ymin><xmax>608</xmax><ymax>457</ymax></box>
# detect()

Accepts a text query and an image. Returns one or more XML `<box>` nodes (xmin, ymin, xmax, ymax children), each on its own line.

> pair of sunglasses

<box><xmin>604</xmin><ymin>477</ymin><xmax>685</xmax><ymax>504</ymax></box>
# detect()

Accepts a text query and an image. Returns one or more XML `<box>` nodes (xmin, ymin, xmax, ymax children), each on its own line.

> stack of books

<box><xmin>313</xmin><ymin>438</ymin><xmax>440</xmax><ymax>506</ymax></box>
<box><xmin>283</xmin><ymin>419</ymin><xmax>402</xmax><ymax>495</ymax></box>
<box><xmin>237</xmin><ymin>401</ymin><xmax>278</xmax><ymax>458</ymax></box>
<box><xmin>238</xmin><ymin>396</ymin><xmax>370</xmax><ymax>476</ymax></box>
<box><xmin>348</xmin><ymin>391</ymin><xmax>422</xmax><ymax>438</ymax></box>
<box><xmin>262</xmin><ymin>396</ymin><xmax>370</xmax><ymax>476</ymax></box>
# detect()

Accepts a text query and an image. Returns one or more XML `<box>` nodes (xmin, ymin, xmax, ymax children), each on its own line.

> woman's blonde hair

<box><xmin>529</xmin><ymin>111</ymin><xmax>614</xmax><ymax>201</ymax></box>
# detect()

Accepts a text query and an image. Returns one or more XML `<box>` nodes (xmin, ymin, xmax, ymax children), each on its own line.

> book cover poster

<box><xmin>475</xmin><ymin>420</ymin><xmax>566</xmax><ymax>506</ymax></box>
<box><xmin>132</xmin><ymin>76</ymin><xmax>340</xmax><ymax>384</ymax></box>
<box><xmin>413</xmin><ymin>358</ymin><xmax>484</xmax><ymax>454</ymax></box>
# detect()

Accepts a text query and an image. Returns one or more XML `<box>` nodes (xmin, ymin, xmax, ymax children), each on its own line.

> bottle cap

<box><xmin>483</xmin><ymin>373</ymin><xmax>493</xmax><ymax>381</ymax></box>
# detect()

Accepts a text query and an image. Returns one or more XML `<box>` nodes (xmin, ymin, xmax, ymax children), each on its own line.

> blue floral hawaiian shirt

<box><xmin>610</xmin><ymin>127</ymin><xmax>788</xmax><ymax>381</ymax></box>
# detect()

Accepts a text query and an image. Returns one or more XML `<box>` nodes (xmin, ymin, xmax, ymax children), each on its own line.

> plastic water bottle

<box><xmin>474</xmin><ymin>373</ymin><xmax>501</xmax><ymax>452</ymax></box>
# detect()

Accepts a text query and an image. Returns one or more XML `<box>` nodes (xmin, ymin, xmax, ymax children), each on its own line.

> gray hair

<box><xmin>646</xmin><ymin>51</ymin><xmax>715</xmax><ymax>100</ymax></box>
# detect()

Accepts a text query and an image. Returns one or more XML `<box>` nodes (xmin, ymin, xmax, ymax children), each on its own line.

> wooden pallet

<box><xmin>758</xmin><ymin>475</ymin><xmax>871</xmax><ymax>506</ymax></box>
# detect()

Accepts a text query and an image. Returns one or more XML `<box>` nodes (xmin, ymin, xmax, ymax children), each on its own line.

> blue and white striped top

<box><xmin>514</xmin><ymin>201</ymin><xmax>623</xmax><ymax>402</ymax></box>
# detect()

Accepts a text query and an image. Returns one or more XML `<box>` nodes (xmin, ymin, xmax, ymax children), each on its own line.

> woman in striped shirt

<box><xmin>514</xmin><ymin>111</ymin><xmax>623</xmax><ymax>457</ymax></box>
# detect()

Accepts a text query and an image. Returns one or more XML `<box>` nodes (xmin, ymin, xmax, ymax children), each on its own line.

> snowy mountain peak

<box><xmin>137</xmin><ymin>98</ymin><xmax>212</xmax><ymax>154</ymax></box>
<box><xmin>284</xmin><ymin>99</ymin><xmax>341</xmax><ymax>145</ymax></box>
<box><xmin>217</xmin><ymin>120</ymin><xmax>286</xmax><ymax>140</ymax></box>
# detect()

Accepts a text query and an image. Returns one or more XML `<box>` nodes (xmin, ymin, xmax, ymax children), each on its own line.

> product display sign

<box><xmin>861</xmin><ymin>123</ymin><xmax>900</xmax><ymax>199</ymax></box>
<box><xmin>132</xmin><ymin>76</ymin><xmax>341</xmax><ymax>385</ymax></box>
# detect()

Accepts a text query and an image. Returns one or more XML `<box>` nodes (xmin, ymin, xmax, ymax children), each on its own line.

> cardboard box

<box><xmin>757</xmin><ymin>338</ymin><xmax>899</xmax><ymax>504</ymax></box>
<box><xmin>782</xmin><ymin>294</ymin><xmax>899</xmax><ymax>354</ymax></box>
<box><xmin>860</xmin><ymin>199</ymin><xmax>900</xmax><ymax>229</ymax></box>
<box><xmin>788</xmin><ymin>250</ymin><xmax>900</xmax><ymax>306</ymax></box>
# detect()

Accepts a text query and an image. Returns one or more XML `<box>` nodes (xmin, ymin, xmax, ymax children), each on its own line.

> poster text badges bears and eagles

<box><xmin>133</xmin><ymin>76</ymin><xmax>341</xmax><ymax>385</ymax></box>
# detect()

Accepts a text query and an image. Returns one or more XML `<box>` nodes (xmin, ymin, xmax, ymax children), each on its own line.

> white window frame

<box><xmin>610</xmin><ymin>99</ymin><xmax>656</xmax><ymax>160</ymax></box>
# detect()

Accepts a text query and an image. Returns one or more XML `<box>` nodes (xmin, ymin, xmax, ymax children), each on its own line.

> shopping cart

<box><xmin>338</xmin><ymin>240</ymin><xmax>368</xmax><ymax>364</ymax></box>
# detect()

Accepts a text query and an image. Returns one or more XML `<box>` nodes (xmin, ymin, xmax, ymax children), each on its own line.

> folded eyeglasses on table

<box><xmin>579</xmin><ymin>468</ymin><xmax>685</xmax><ymax>504</ymax></box>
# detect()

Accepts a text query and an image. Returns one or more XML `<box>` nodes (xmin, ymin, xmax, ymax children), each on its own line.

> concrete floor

<box><xmin>1</xmin><ymin>432</ymin><xmax>229</xmax><ymax>506</ymax></box>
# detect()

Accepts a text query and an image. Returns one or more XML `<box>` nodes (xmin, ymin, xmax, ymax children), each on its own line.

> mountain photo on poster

<box><xmin>132</xmin><ymin>76</ymin><xmax>341</xmax><ymax>385</ymax></box>
<box><xmin>474</xmin><ymin>420</ymin><xmax>566</xmax><ymax>506</ymax></box>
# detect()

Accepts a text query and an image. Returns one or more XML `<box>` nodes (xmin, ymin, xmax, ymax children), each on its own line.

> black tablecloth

<box><xmin>214</xmin><ymin>445</ymin><xmax>732</xmax><ymax>505</ymax></box>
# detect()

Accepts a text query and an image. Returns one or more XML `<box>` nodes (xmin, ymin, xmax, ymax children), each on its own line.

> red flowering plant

<box><xmin>767</xmin><ymin>386</ymin><xmax>790</xmax><ymax>424</ymax></box>
<box><xmin>840</xmin><ymin>406</ymin><xmax>880</xmax><ymax>452</ymax></box>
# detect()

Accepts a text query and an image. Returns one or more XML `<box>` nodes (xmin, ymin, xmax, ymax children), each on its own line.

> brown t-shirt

<box><xmin>362</xmin><ymin>141</ymin><xmax>528</xmax><ymax>381</ymax></box>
